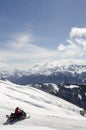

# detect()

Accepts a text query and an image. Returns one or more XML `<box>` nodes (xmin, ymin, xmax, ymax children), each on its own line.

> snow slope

<box><xmin>0</xmin><ymin>80</ymin><xmax>86</xmax><ymax>130</ymax></box>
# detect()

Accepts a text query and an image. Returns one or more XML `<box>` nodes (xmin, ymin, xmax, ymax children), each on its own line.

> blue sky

<box><xmin>0</xmin><ymin>0</ymin><xmax>86</xmax><ymax>70</ymax></box>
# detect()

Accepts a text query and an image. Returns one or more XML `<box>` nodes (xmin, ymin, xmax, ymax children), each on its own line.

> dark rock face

<box><xmin>31</xmin><ymin>83</ymin><xmax>86</xmax><ymax>108</ymax></box>
<box><xmin>8</xmin><ymin>72</ymin><xmax>86</xmax><ymax>85</ymax></box>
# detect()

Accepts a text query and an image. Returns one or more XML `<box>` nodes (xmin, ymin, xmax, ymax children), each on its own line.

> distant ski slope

<box><xmin>0</xmin><ymin>80</ymin><xmax>86</xmax><ymax>130</ymax></box>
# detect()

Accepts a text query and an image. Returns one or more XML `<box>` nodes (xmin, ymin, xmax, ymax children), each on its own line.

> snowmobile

<box><xmin>5</xmin><ymin>109</ymin><xmax>28</xmax><ymax>124</ymax></box>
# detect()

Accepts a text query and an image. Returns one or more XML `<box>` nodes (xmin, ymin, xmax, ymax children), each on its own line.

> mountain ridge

<box><xmin>0</xmin><ymin>64</ymin><xmax>86</xmax><ymax>86</ymax></box>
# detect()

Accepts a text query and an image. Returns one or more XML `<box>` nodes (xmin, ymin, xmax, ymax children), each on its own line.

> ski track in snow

<box><xmin>0</xmin><ymin>80</ymin><xmax>86</xmax><ymax>130</ymax></box>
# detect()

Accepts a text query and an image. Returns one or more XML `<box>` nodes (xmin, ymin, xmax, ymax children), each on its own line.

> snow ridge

<box><xmin>0</xmin><ymin>80</ymin><xmax>86</xmax><ymax>130</ymax></box>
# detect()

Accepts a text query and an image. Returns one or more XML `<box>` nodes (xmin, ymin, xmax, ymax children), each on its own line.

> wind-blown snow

<box><xmin>0</xmin><ymin>80</ymin><xmax>86</xmax><ymax>130</ymax></box>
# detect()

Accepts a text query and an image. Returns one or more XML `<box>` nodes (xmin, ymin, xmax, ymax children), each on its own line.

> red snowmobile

<box><xmin>6</xmin><ymin>109</ymin><xmax>27</xmax><ymax>123</ymax></box>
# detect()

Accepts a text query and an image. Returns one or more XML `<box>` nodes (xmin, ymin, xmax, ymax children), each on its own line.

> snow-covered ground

<box><xmin>0</xmin><ymin>80</ymin><xmax>86</xmax><ymax>130</ymax></box>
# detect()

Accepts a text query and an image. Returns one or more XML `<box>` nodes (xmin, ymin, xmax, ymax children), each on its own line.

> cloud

<box><xmin>57</xmin><ymin>27</ymin><xmax>86</xmax><ymax>63</ymax></box>
<box><xmin>10</xmin><ymin>33</ymin><xmax>32</xmax><ymax>50</ymax></box>
<box><xmin>0</xmin><ymin>27</ymin><xmax>86</xmax><ymax>70</ymax></box>
<box><xmin>70</xmin><ymin>27</ymin><xmax>86</xmax><ymax>38</ymax></box>
<box><xmin>8</xmin><ymin>33</ymin><xmax>56</xmax><ymax>59</ymax></box>
<box><xmin>0</xmin><ymin>33</ymin><xmax>57</xmax><ymax>70</ymax></box>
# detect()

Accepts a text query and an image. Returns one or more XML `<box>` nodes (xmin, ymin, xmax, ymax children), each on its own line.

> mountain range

<box><xmin>0</xmin><ymin>64</ymin><xmax>86</xmax><ymax>85</ymax></box>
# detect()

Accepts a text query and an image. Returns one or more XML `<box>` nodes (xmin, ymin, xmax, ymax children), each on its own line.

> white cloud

<box><xmin>0</xmin><ymin>33</ymin><xmax>57</xmax><ymax>70</ymax></box>
<box><xmin>57</xmin><ymin>27</ymin><xmax>86</xmax><ymax>61</ymax></box>
<box><xmin>58</xmin><ymin>44</ymin><xmax>66</xmax><ymax>51</ymax></box>
<box><xmin>9</xmin><ymin>34</ymin><xmax>56</xmax><ymax>59</ymax></box>
<box><xmin>70</xmin><ymin>27</ymin><xmax>86</xmax><ymax>38</ymax></box>
<box><xmin>75</xmin><ymin>38</ymin><xmax>86</xmax><ymax>49</ymax></box>
<box><xmin>0</xmin><ymin>27</ymin><xmax>86</xmax><ymax>70</ymax></box>
<box><xmin>9</xmin><ymin>33</ymin><xmax>32</xmax><ymax>50</ymax></box>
